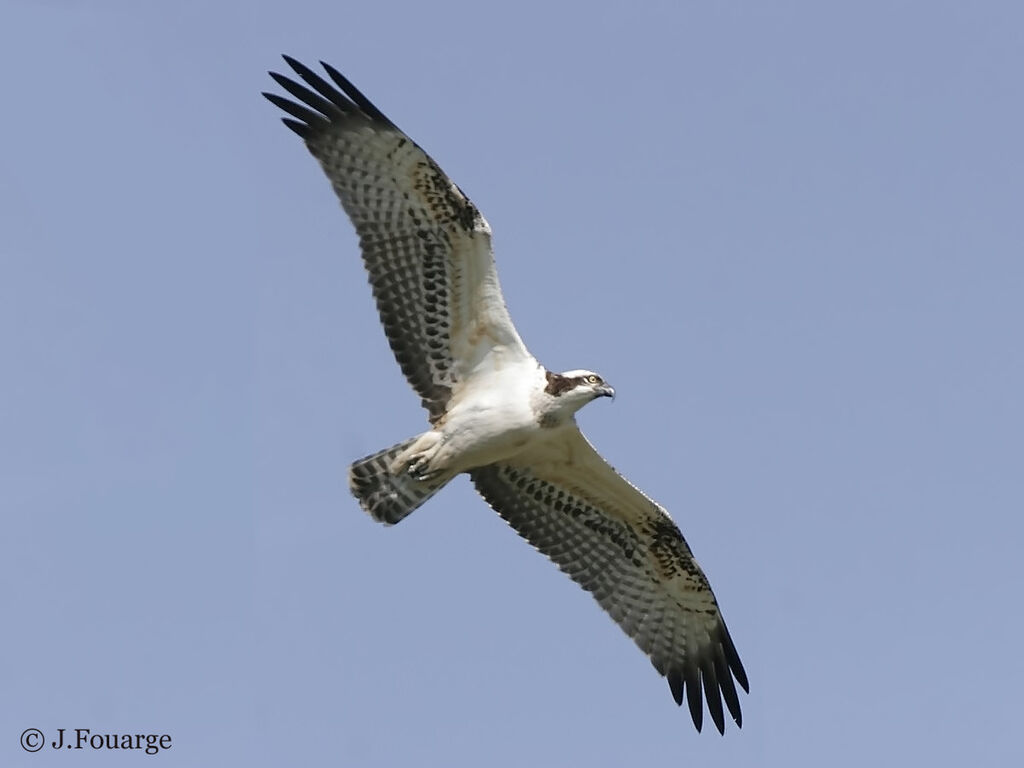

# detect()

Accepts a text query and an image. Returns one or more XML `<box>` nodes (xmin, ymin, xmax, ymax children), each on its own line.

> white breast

<box><xmin>434</xmin><ymin>360</ymin><xmax>548</xmax><ymax>472</ymax></box>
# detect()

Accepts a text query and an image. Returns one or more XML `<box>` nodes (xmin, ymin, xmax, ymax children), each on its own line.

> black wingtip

<box><xmin>262</xmin><ymin>91</ymin><xmax>309</xmax><ymax>137</ymax></box>
<box><xmin>320</xmin><ymin>59</ymin><xmax>393</xmax><ymax>126</ymax></box>
<box><xmin>280</xmin><ymin>118</ymin><xmax>311</xmax><ymax>139</ymax></box>
<box><xmin>278</xmin><ymin>56</ymin><xmax>361</xmax><ymax>115</ymax></box>
<box><xmin>710</xmin><ymin>619</ymin><xmax>750</xmax><ymax>696</ymax></box>
<box><xmin>262</xmin><ymin>91</ymin><xmax>317</xmax><ymax>123</ymax></box>
<box><xmin>267</xmin><ymin>71</ymin><xmax>291</xmax><ymax>89</ymax></box>
<box><xmin>282</xmin><ymin>54</ymin><xmax>317</xmax><ymax>81</ymax></box>
<box><xmin>734</xmin><ymin>655</ymin><xmax>750</xmax><ymax>694</ymax></box>
<box><xmin>715</xmin><ymin>652</ymin><xmax>743</xmax><ymax>728</ymax></box>
<box><xmin>267</xmin><ymin>55</ymin><xmax>395</xmax><ymax>131</ymax></box>
<box><xmin>700</xmin><ymin>663</ymin><xmax>726</xmax><ymax>735</ymax></box>
<box><xmin>723</xmin><ymin>630</ymin><xmax>750</xmax><ymax>694</ymax></box>
<box><xmin>668</xmin><ymin>672</ymin><xmax>684</xmax><ymax>707</ymax></box>
<box><xmin>685</xmin><ymin>668</ymin><xmax>703</xmax><ymax>733</ymax></box>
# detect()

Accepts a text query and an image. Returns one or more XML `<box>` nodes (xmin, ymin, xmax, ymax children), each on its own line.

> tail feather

<box><xmin>349</xmin><ymin>437</ymin><xmax>449</xmax><ymax>524</ymax></box>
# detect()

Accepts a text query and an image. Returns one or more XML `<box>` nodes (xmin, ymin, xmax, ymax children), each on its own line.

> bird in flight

<box><xmin>263</xmin><ymin>56</ymin><xmax>749</xmax><ymax>734</ymax></box>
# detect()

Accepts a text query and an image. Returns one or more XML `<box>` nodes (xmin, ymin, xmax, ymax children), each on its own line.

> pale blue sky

<box><xmin>3</xmin><ymin>2</ymin><xmax>1023</xmax><ymax>766</ymax></box>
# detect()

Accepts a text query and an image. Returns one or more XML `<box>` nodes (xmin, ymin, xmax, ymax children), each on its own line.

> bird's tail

<box><xmin>348</xmin><ymin>437</ymin><xmax>450</xmax><ymax>525</ymax></box>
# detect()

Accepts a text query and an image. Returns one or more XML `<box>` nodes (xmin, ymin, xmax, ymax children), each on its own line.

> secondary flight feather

<box><xmin>263</xmin><ymin>56</ymin><xmax>749</xmax><ymax>734</ymax></box>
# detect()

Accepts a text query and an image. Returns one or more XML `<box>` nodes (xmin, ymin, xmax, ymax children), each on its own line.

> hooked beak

<box><xmin>598</xmin><ymin>384</ymin><xmax>616</xmax><ymax>401</ymax></box>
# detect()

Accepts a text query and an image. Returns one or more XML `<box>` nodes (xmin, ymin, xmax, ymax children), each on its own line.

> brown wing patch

<box><xmin>413</xmin><ymin>157</ymin><xmax>484</xmax><ymax>233</ymax></box>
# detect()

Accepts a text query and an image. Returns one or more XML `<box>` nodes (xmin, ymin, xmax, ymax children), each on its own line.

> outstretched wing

<box><xmin>470</xmin><ymin>428</ymin><xmax>749</xmax><ymax>734</ymax></box>
<box><xmin>264</xmin><ymin>57</ymin><xmax>532</xmax><ymax>423</ymax></box>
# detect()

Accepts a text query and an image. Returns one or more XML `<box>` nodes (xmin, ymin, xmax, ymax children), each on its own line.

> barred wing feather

<box><xmin>264</xmin><ymin>57</ymin><xmax>532</xmax><ymax>423</ymax></box>
<box><xmin>471</xmin><ymin>428</ymin><xmax>748</xmax><ymax>734</ymax></box>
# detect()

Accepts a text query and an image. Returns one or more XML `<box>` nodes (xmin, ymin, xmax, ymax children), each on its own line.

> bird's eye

<box><xmin>587</xmin><ymin>375</ymin><xmax>599</xmax><ymax>384</ymax></box>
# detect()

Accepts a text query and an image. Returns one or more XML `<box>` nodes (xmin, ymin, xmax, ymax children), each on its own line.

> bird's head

<box><xmin>541</xmin><ymin>369</ymin><xmax>615</xmax><ymax>422</ymax></box>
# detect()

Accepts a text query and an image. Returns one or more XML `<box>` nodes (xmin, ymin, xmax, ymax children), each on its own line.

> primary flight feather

<box><xmin>263</xmin><ymin>56</ymin><xmax>749</xmax><ymax>734</ymax></box>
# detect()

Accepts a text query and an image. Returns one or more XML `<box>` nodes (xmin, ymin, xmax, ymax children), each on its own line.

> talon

<box><xmin>407</xmin><ymin>458</ymin><xmax>431</xmax><ymax>482</ymax></box>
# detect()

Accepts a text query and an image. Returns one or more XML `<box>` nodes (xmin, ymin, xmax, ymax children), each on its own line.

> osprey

<box><xmin>264</xmin><ymin>56</ymin><xmax>749</xmax><ymax>734</ymax></box>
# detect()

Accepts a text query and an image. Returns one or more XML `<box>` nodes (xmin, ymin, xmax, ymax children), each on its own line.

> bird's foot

<box><xmin>406</xmin><ymin>455</ymin><xmax>439</xmax><ymax>483</ymax></box>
